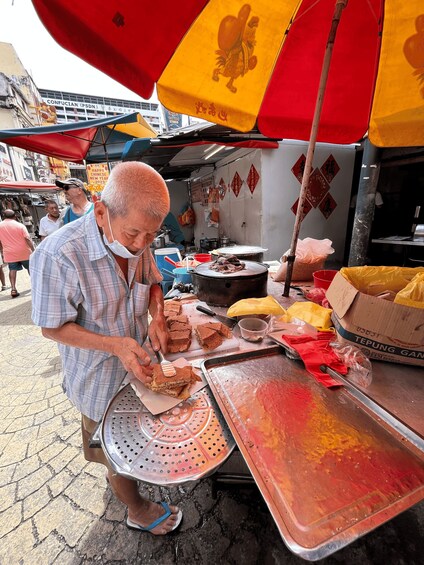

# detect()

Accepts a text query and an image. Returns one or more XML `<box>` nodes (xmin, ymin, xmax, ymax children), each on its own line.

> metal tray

<box><xmin>201</xmin><ymin>348</ymin><xmax>424</xmax><ymax>561</ymax></box>
<box><xmin>100</xmin><ymin>384</ymin><xmax>235</xmax><ymax>486</ymax></box>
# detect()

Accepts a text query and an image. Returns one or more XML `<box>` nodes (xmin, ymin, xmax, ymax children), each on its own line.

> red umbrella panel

<box><xmin>32</xmin><ymin>0</ymin><xmax>424</xmax><ymax>147</ymax></box>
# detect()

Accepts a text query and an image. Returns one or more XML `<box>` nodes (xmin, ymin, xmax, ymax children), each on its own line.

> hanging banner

<box><xmin>86</xmin><ymin>163</ymin><xmax>110</xmax><ymax>192</ymax></box>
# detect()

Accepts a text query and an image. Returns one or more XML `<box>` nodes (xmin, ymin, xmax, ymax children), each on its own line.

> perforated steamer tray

<box><xmin>100</xmin><ymin>384</ymin><xmax>235</xmax><ymax>485</ymax></box>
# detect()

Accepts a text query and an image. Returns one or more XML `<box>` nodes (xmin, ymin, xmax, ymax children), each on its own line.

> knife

<box><xmin>196</xmin><ymin>304</ymin><xmax>238</xmax><ymax>329</ymax></box>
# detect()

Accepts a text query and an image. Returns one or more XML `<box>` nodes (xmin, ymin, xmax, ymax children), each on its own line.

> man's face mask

<box><xmin>102</xmin><ymin>208</ymin><xmax>146</xmax><ymax>259</ymax></box>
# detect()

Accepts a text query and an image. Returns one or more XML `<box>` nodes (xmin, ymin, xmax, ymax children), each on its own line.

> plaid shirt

<box><xmin>30</xmin><ymin>212</ymin><xmax>162</xmax><ymax>420</ymax></box>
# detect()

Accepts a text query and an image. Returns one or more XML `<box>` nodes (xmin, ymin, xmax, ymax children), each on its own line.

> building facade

<box><xmin>39</xmin><ymin>89</ymin><xmax>162</xmax><ymax>132</ymax></box>
<box><xmin>0</xmin><ymin>42</ymin><xmax>52</xmax><ymax>183</ymax></box>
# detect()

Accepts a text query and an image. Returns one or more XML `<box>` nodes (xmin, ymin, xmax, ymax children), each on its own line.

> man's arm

<box><xmin>25</xmin><ymin>236</ymin><xmax>35</xmax><ymax>252</ymax></box>
<box><xmin>42</xmin><ymin>322</ymin><xmax>153</xmax><ymax>383</ymax></box>
<box><xmin>147</xmin><ymin>283</ymin><xmax>168</xmax><ymax>352</ymax></box>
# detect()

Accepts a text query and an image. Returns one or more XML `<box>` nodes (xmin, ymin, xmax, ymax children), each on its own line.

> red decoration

<box><xmin>247</xmin><ymin>164</ymin><xmax>260</xmax><ymax>194</ymax></box>
<box><xmin>305</xmin><ymin>168</ymin><xmax>330</xmax><ymax>208</ymax></box>
<box><xmin>291</xmin><ymin>197</ymin><xmax>312</xmax><ymax>219</ymax></box>
<box><xmin>320</xmin><ymin>154</ymin><xmax>340</xmax><ymax>183</ymax></box>
<box><xmin>291</xmin><ymin>154</ymin><xmax>306</xmax><ymax>182</ymax></box>
<box><xmin>231</xmin><ymin>172</ymin><xmax>242</xmax><ymax>197</ymax></box>
<box><xmin>319</xmin><ymin>193</ymin><xmax>337</xmax><ymax>219</ymax></box>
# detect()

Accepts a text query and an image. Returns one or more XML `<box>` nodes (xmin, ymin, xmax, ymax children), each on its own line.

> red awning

<box><xmin>0</xmin><ymin>181</ymin><xmax>59</xmax><ymax>193</ymax></box>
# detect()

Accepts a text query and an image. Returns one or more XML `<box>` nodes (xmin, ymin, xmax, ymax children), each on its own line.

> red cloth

<box><xmin>283</xmin><ymin>333</ymin><xmax>347</xmax><ymax>387</ymax></box>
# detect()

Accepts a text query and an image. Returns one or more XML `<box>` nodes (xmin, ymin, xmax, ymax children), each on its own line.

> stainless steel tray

<box><xmin>201</xmin><ymin>348</ymin><xmax>424</xmax><ymax>561</ymax></box>
<box><xmin>100</xmin><ymin>384</ymin><xmax>235</xmax><ymax>486</ymax></box>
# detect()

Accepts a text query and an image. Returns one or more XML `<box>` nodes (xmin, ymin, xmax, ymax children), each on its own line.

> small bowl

<box><xmin>238</xmin><ymin>317</ymin><xmax>269</xmax><ymax>342</ymax></box>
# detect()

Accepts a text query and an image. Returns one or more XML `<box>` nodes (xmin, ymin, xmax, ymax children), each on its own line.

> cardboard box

<box><xmin>326</xmin><ymin>272</ymin><xmax>424</xmax><ymax>367</ymax></box>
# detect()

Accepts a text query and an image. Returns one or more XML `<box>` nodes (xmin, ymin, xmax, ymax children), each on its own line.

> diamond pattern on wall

<box><xmin>305</xmin><ymin>168</ymin><xmax>330</xmax><ymax>208</ymax></box>
<box><xmin>291</xmin><ymin>197</ymin><xmax>313</xmax><ymax>220</ymax></box>
<box><xmin>291</xmin><ymin>154</ymin><xmax>306</xmax><ymax>182</ymax></box>
<box><xmin>319</xmin><ymin>193</ymin><xmax>337</xmax><ymax>218</ymax></box>
<box><xmin>247</xmin><ymin>164</ymin><xmax>260</xmax><ymax>194</ymax></box>
<box><xmin>231</xmin><ymin>172</ymin><xmax>242</xmax><ymax>197</ymax></box>
<box><xmin>320</xmin><ymin>154</ymin><xmax>340</xmax><ymax>184</ymax></box>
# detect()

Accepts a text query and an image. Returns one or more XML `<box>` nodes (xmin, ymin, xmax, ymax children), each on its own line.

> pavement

<box><xmin>0</xmin><ymin>268</ymin><xmax>423</xmax><ymax>565</ymax></box>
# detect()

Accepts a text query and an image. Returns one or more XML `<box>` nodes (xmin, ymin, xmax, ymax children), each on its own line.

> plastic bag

<box><xmin>286</xmin><ymin>301</ymin><xmax>333</xmax><ymax>331</ymax></box>
<box><xmin>330</xmin><ymin>341</ymin><xmax>373</xmax><ymax>388</ymax></box>
<box><xmin>227</xmin><ymin>296</ymin><xmax>286</xmax><ymax>318</ymax></box>
<box><xmin>274</xmin><ymin>238</ymin><xmax>334</xmax><ymax>282</ymax></box>
<box><xmin>340</xmin><ymin>266</ymin><xmax>424</xmax><ymax>296</ymax></box>
<box><xmin>394</xmin><ymin>272</ymin><xmax>424</xmax><ymax>308</ymax></box>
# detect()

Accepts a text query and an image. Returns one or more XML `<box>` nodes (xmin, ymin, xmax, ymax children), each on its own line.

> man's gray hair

<box><xmin>3</xmin><ymin>209</ymin><xmax>15</xmax><ymax>219</ymax></box>
<box><xmin>101</xmin><ymin>162</ymin><xmax>169</xmax><ymax>221</ymax></box>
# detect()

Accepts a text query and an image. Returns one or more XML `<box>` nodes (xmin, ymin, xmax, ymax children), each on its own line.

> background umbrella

<box><xmin>0</xmin><ymin>112</ymin><xmax>157</xmax><ymax>163</ymax></box>
<box><xmin>32</xmin><ymin>0</ymin><xmax>424</xmax><ymax>290</ymax></box>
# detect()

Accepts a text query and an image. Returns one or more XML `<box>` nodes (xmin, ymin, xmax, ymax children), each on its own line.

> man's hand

<box><xmin>148</xmin><ymin>311</ymin><xmax>168</xmax><ymax>353</ymax></box>
<box><xmin>110</xmin><ymin>336</ymin><xmax>153</xmax><ymax>384</ymax></box>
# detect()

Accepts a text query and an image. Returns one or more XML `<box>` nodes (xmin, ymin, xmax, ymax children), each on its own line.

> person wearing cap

<box><xmin>30</xmin><ymin>162</ymin><xmax>182</xmax><ymax>535</ymax></box>
<box><xmin>55</xmin><ymin>177</ymin><xmax>94</xmax><ymax>224</ymax></box>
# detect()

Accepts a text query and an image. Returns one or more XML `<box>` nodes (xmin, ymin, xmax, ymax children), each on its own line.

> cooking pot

<box><xmin>192</xmin><ymin>261</ymin><xmax>268</xmax><ymax>307</ymax></box>
<box><xmin>212</xmin><ymin>245</ymin><xmax>267</xmax><ymax>263</ymax></box>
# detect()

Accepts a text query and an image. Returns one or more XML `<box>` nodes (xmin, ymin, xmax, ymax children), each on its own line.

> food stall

<box><xmin>0</xmin><ymin>180</ymin><xmax>60</xmax><ymax>238</ymax></box>
<box><xmin>95</xmin><ymin>261</ymin><xmax>424</xmax><ymax>561</ymax></box>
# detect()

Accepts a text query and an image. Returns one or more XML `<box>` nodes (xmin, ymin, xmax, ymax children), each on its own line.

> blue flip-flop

<box><xmin>126</xmin><ymin>501</ymin><xmax>183</xmax><ymax>533</ymax></box>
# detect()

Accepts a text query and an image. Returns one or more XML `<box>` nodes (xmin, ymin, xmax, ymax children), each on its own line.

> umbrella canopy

<box><xmin>0</xmin><ymin>180</ymin><xmax>58</xmax><ymax>193</ymax></box>
<box><xmin>0</xmin><ymin>112</ymin><xmax>157</xmax><ymax>163</ymax></box>
<box><xmin>32</xmin><ymin>0</ymin><xmax>424</xmax><ymax>147</ymax></box>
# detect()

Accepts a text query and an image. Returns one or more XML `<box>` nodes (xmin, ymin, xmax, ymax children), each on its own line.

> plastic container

<box><xmin>194</xmin><ymin>253</ymin><xmax>212</xmax><ymax>263</ymax></box>
<box><xmin>171</xmin><ymin>267</ymin><xmax>192</xmax><ymax>284</ymax></box>
<box><xmin>313</xmin><ymin>269</ymin><xmax>338</xmax><ymax>290</ymax></box>
<box><xmin>238</xmin><ymin>317</ymin><xmax>269</xmax><ymax>342</ymax></box>
<box><xmin>154</xmin><ymin>248</ymin><xmax>182</xmax><ymax>281</ymax></box>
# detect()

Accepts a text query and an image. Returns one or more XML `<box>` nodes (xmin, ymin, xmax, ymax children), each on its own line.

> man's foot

<box><xmin>1</xmin><ymin>285</ymin><xmax>7</xmax><ymax>291</ymax></box>
<box><xmin>11</xmin><ymin>289</ymin><xmax>20</xmax><ymax>298</ymax></box>
<box><xmin>127</xmin><ymin>501</ymin><xmax>182</xmax><ymax>535</ymax></box>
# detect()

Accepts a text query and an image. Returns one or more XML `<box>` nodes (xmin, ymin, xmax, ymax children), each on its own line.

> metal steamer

<box><xmin>212</xmin><ymin>245</ymin><xmax>268</xmax><ymax>263</ymax></box>
<box><xmin>100</xmin><ymin>384</ymin><xmax>235</xmax><ymax>485</ymax></box>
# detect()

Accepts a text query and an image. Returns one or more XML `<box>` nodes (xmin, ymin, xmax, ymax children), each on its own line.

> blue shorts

<box><xmin>8</xmin><ymin>260</ymin><xmax>30</xmax><ymax>271</ymax></box>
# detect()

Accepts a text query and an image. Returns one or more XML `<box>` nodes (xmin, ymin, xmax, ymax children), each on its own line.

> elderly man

<box><xmin>30</xmin><ymin>162</ymin><xmax>182</xmax><ymax>535</ymax></box>
<box><xmin>0</xmin><ymin>209</ymin><xmax>34</xmax><ymax>298</ymax></box>
<box><xmin>55</xmin><ymin>177</ymin><xmax>94</xmax><ymax>224</ymax></box>
<box><xmin>39</xmin><ymin>199</ymin><xmax>62</xmax><ymax>240</ymax></box>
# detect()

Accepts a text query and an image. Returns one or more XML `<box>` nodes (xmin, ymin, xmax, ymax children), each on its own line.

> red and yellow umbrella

<box><xmin>32</xmin><ymin>0</ymin><xmax>424</xmax><ymax>289</ymax></box>
<box><xmin>32</xmin><ymin>0</ymin><xmax>424</xmax><ymax>147</ymax></box>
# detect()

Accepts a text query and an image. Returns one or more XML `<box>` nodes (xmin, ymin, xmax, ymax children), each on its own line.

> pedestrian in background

<box><xmin>39</xmin><ymin>199</ymin><xmax>62</xmax><ymax>240</ymax></box>
<box><xmin>55</xmin><ymin>178</ymin><xmax>94</xmax><ymax>224</ymax></box>
<box><xmin>0</xmin><ymin>209</ymin><xmax>34</xmax><ymax>298</ymax></box>
<box><xmin>31</xmin><ymin>162</ymin><xmax>182</xmax><ymax>535</ymax></box>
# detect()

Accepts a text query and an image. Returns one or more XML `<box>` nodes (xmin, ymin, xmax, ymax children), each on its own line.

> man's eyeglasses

<box><xmin>62</xmin><ymin>184</ymin><xmax>80</xmax><ymax>191</ymax></box>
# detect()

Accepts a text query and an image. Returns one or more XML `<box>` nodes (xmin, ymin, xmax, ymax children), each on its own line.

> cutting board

<box><xmin>166</xmin><ymin>300</ymin><xmax>240</xmax><ymax>361</ymax></box>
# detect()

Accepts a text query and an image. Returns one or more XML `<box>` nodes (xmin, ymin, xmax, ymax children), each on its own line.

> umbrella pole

<box><xmin>283</xmin><ymin>0</ymin><xmax>349</xmax><ymax>297</ymax></box>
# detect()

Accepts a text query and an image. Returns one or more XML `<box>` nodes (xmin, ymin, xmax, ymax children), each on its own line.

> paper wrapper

<box><xmin>129</xmin><ymin>357</ymin><xmax>207</xmax><ymax>415</ymax></box>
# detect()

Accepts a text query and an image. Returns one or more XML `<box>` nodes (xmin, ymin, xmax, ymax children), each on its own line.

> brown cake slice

<box><xmin>202</xmin><ymin>321</ymin><xmax>232</xmax><ymax>339</ymax></box>
<box><xmin>145</xmin><ymin>365</ymin><xmax>200</xmax><ymax>399</ymax></box>
<box><xmin>150</xmin><ymin>364</ymin><xmax>193</xmax><ymax>389</ymax></box>
<box><xmin>195</xmin><ymin>324</ymin><xmax>223</xmax><ymax>350</ymax></box>
<box><xmin>167</xmin><ymin>320</ymin><xmax>192</xmax><ymax>333</ymax></box>
<box><xmin>164</xmin><ymin>301</ymin><xmax>182</xmax><ymax>315</ymax></box>
<box><xmin>168</xmin><ymin>329</ymin><xmax>192</xmax><ymax>352</ymax></box>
